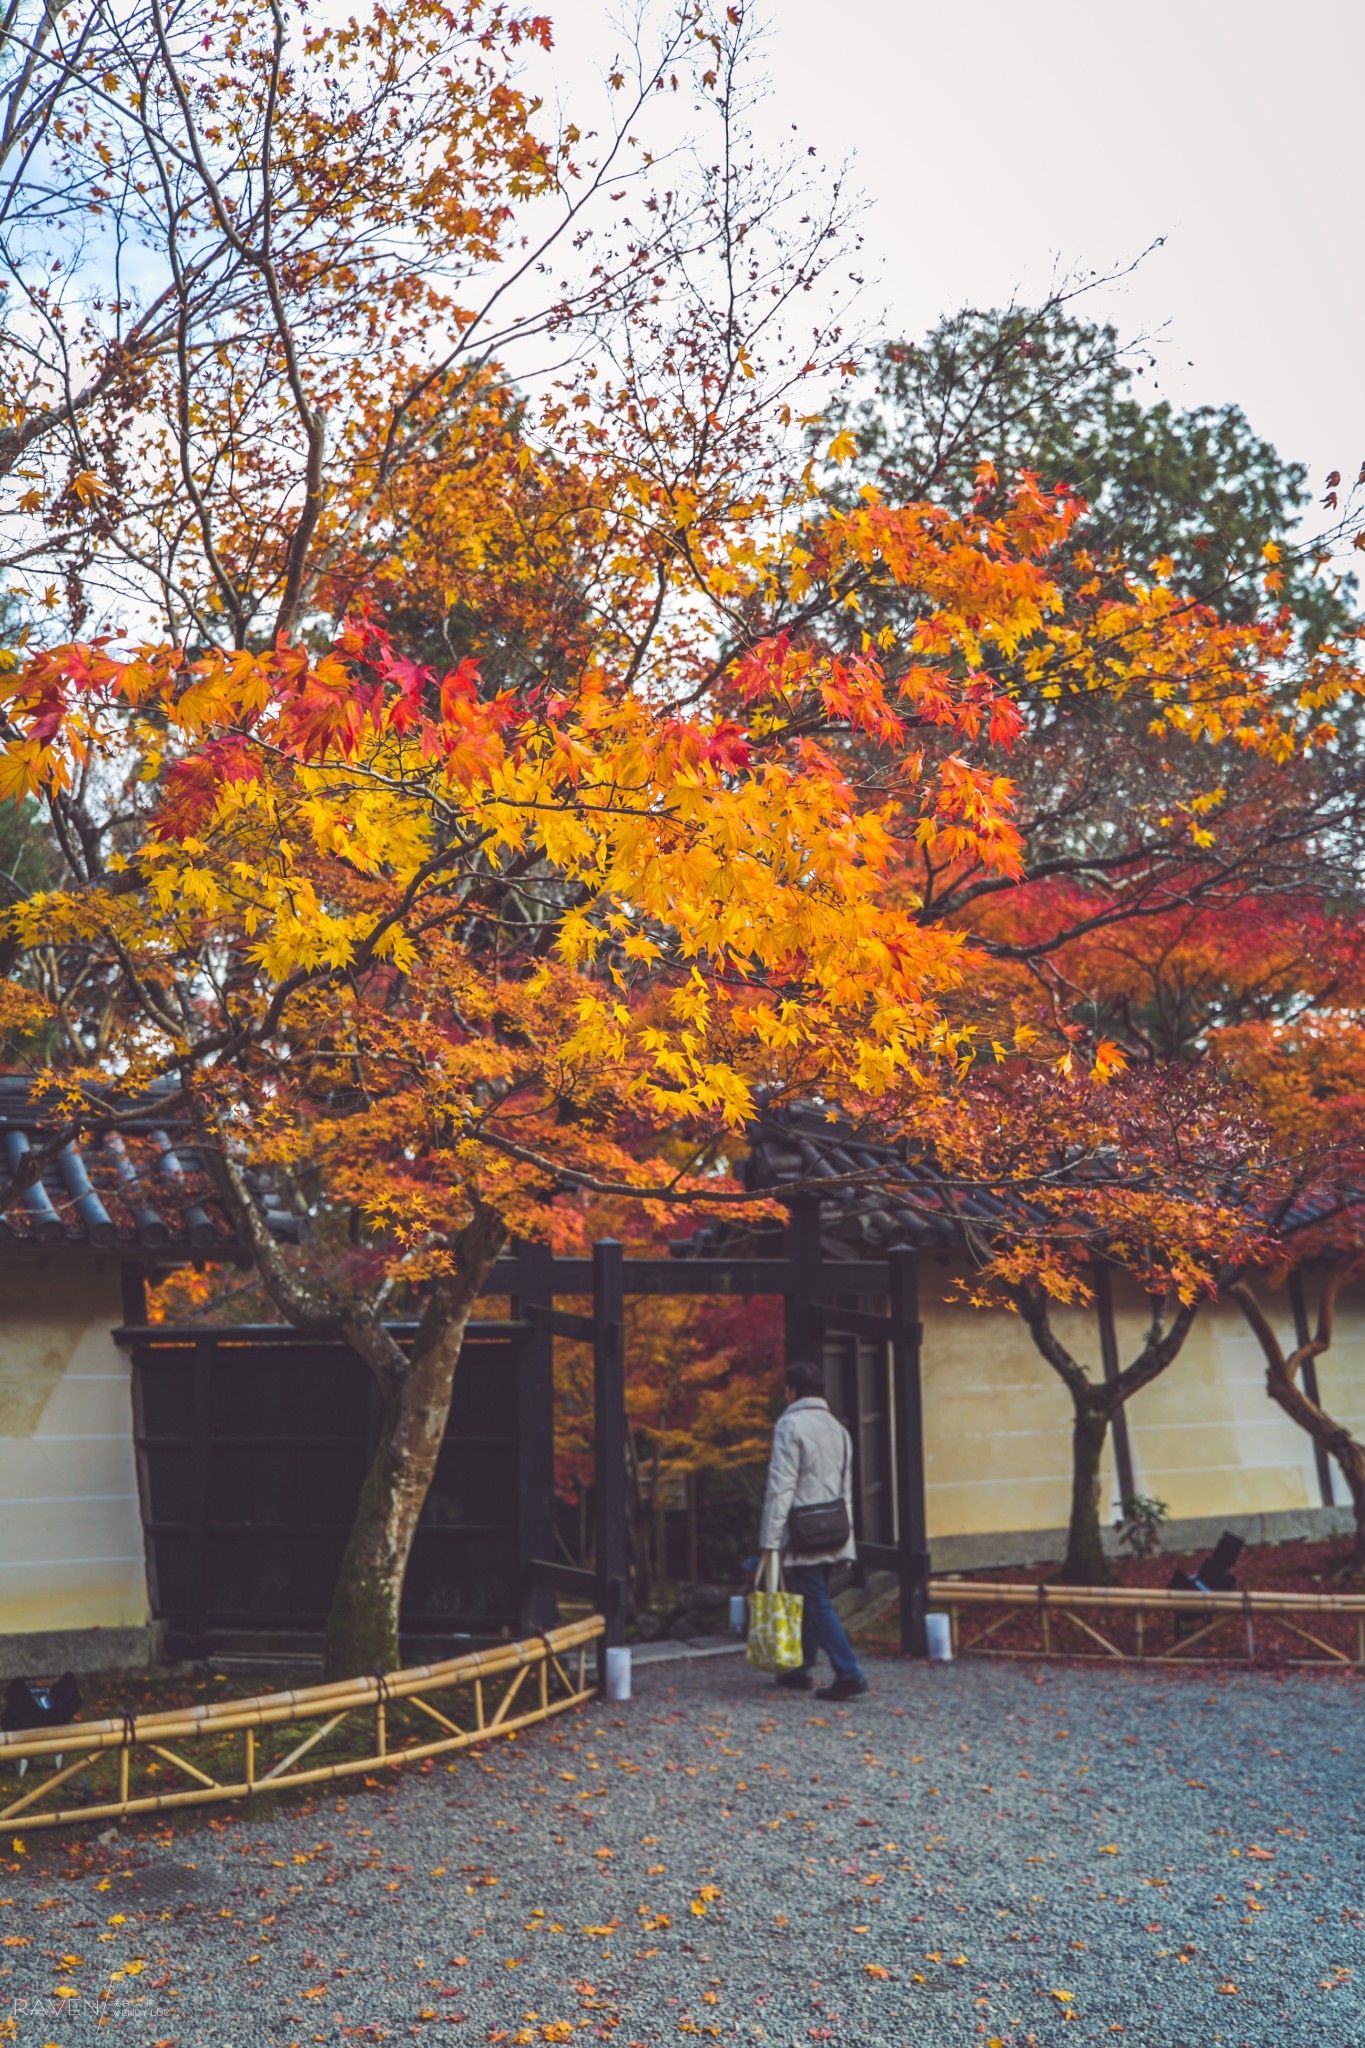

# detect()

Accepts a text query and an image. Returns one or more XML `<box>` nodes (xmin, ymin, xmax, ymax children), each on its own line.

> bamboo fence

<box><xmin>929</xmin><ymin>1577</ymin><xmax>1365</xmax><ymax>1668</ymax></box>
<box><xmin>0</xmin><ymin>1614</ymin><xmax>604</xmax><ymax>1832</ymax></box>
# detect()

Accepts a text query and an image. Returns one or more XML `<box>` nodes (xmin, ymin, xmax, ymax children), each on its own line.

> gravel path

<box><xmin>3</xmin><ymin>1650</ymin><xmax>1363</xmax><ymax>2046</ymax></box>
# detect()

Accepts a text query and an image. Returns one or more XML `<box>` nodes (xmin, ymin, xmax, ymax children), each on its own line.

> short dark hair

<box><xmin>784</xmin><ymin>1359</ymin><xmax>825</xmax><ymax>1400</ymax></box>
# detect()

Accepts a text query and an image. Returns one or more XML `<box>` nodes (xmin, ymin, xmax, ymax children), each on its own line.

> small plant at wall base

<box><xmin>1114</xmin><ymin>1495</ymin><xmax>1170</xmax><ymax>1562</ymax></box>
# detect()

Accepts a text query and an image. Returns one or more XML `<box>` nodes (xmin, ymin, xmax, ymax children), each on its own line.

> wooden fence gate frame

<box><xmin>504</xmin><ymin>1214</ymin><xmax>930</xmax><ymax>1657</ymax></box>
<box><xmin>118</xmin><ymin>1212</ymin><xmax>930</xmax><ymax>1661</ymax></box>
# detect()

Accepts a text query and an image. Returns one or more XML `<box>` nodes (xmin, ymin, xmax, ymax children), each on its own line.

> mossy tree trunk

<box><xmin>204</xmin><ymin>1111</ymin><xmax>508</xmax><ymax>1678</ymax></box>
<box><xmin>321</xmin><ymin>1205</ymin><xmax>506</xmax><ymax>1677</ymax></box>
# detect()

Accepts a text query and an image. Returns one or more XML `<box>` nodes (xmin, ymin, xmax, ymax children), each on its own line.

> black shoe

<box><xmin>815</xmin><ymin>1677</ymin><xmax>870</xmax><ymax>1701</ymax></box>
<box><xmin>774</xmin><ymin>1669</ymin><xmax>814</xmax><ymax>1691</ymax></box>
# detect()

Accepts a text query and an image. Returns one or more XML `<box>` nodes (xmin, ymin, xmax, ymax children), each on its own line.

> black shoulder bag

<box><xmin>786</xmin><ymin>1424</ymin><xmax>852</xmax><ymax>1555</ymax></box>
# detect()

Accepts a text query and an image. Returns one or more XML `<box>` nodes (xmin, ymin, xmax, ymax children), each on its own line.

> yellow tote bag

<box><xmin>746</xmin><ymin>1553</ymin><xmax>804</xmax><ymax>1673</ymax></box>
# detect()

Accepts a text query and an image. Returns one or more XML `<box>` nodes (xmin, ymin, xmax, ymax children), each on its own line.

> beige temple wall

<box><xmin>918</xmin><ymin>1263</ymin><xmax>1365</xmax><ymax>1551</ymax></box>
<box><xmin>1310</xmin><ymin>1279</ymin><xmax>1365</xmax><ymax>1486</ymax></box>
<box><xmin>1110</xmin><ymin>1271</ymin><xmax>1319</xmax><ymax>1521</ymax></box>
<box><xmin>919</xmin><ymin>1270</ymin><xmax>1118</xmax><ymax>1539</ymax></box>
<box><xmin>0</xmin><ymin>1260</ymin><xmax>151</xmax><ymax>1643</ymax></box>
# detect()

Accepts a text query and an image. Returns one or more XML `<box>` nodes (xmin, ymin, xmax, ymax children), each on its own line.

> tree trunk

<box><xmin>322</xmin><ymin>1206</ymin><xmax>506</xmax><ymax>1679</ymax></box>
<box><xmin>1266</xmin><ymin>1380</ymin><xmax>1365</xmax><ymax>1576</ymax></box>
<box><xmin>1058</xmin><ymin>1399</ymin><xmax>1114</xmax><ymax>1585</ymax></box>
<box><xmin>1012</xmin><ymin>1277</ymin><xmax>1198</xmax><ymax>1591</ymax></box>
<box><xmin>1336</xmin><ymin>1438</ymin><xmax>1365</xmax><ymax>1572</ymax></box>
<box><xmin>1231</xmin><ymin>1273</ymin><xmax>1365</xmax><ymax>1577</ymax></box>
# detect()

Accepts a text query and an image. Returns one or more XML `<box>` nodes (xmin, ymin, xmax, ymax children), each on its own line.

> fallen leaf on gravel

<box><xmin>1098</xmin><ymin>1845</ymin><xmax>1117</xmax><ymax>1855</ymax></box>
<box><xmin>1050</xmin><ymin>1989</ymin><xmax>1074</xmax><ymax>2003</ymax></box>
<box><xmin>864</xmin><ymin>1963</ymin><xmax>889</xmax><ymax>1979</ymax></box>
<box><xmin>1218</xmin><ymin>1983</ymin><xmax>1240</xmax><ymax>1995</ymax></box>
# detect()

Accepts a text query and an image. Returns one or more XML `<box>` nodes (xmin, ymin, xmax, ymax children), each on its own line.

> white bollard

<box><xmin>728</xmin><ymin>1595</ymin><xmax>747</xmax><ymax>1636</ymax></box>
<box><xmin>605</xmin><ymin>1646</ymin><xmax>632</xmax><ymax>1700</ymax></box>
<box><xmin>925</xmin><ymin>1612</ymin><xmax>953</xmax><ymax>1662</ymax></box>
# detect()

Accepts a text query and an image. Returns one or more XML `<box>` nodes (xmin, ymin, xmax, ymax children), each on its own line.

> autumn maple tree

<box><xmin>1219</xmin><ymin>1016</ymin><xmax>1365</xmax><ymax>1573</ymax></box>
<box><xmin>553</xmin><ymin>1282</ymin><xmax>781</xmax><ymax>1610</ymax></box>
<box><xmin>5</xmin><ymin>0</ymin><xmax>1365</xmax><ymax>1677</ymax></box>
<box><xmin>0</xmin><ymin>0</ymin><xmax>1050</xmax><ymax>1673</ymax></box>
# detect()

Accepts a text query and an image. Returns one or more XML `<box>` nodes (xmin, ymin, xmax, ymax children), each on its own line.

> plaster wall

<box><xmin>1305</xmin><ymin>1281</ymin><xmax>1365</xmax><ymax>1499</ymax></box>
<box><xmin>919</xmin><ymin>1269</ymin><xmax>1119</xmax><ymax>1538</ymax></box>
<box><xmin>0</xmin><ymin>1261</ymin><xmax>150</xmax><ymax>1637</ymax></box>
<box><xmin>917</xmin><ymin>1266</ymin><xmax>1365</xmax><ymax>1541</ymax></box>
<box><xmin>1110</xmin><ymin>1273</ymin><xmax>1323</xmax><ymax>1519</ymax></box>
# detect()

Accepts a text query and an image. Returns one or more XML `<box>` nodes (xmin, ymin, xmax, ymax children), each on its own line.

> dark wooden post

<box><xmin>1094</xmin><ymin>1261</ymin><xmax>1136</xmax><ymax>1508</ymax></box>
<box><xmin>844</xmin><ymin>1315</ymin><xmax>867</xmax><ymax>1587</ymax></box>
<box><xmin>1289</xmin><ymin>1271</ymin><xmax>1336</xmax><ymax>1506</ymax></box>
<box><xmin>593</xmin><ymin>1239</ymin><xmax>628</xmax><ymax>1658</ymax></box>
<box><xmin>889</xmin><ymin>1247</ymin><xmax>929</xmax><ymax>1658</ymax></box>
<box><xmin>188</xmin><ymin>1335</ymin><xmax>215</xmax><ymax>1655</ymax></box>
<box><xmin>783</xmin><ymin>1196</ymin><xmax>824</xmax><ymax>1375</ymax></box>
<box><xmin>514</xmin><ymin>1240</ymin><xmax>558</xmax><ymax>1631</ymax></box>
<box><xmin>120</xmin><ymin>1262</ymin><xmax>148</xmax><ymax>1328</ymax></box>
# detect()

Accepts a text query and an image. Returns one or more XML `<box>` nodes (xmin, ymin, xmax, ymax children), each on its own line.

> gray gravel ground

<box><xmin>3</xmin><ymin>1650</ymin><xmax>1363</xmax><ymax>2047</ymax></box>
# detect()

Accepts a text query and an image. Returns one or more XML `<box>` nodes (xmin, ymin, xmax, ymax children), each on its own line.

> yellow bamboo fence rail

<box><xmin>0</xmin><ymin>1614</ymin><xmax>604</xmax><ymax>1832</ymax></box>
<box><xmin>928</xmin><ymin>1578</ymin><xmax>1365</xmax><ymax>1668</ymax></box>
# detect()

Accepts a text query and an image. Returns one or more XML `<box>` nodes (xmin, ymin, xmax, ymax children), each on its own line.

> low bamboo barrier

<box><xmin>929</xmin><ymin>1577</ymin><xmax>1365</xmax><ymax>1667</ymax></box>
<box><xmin>0</xmin><ymin>1614</ymin><xmax>604</xmax><ymax>1832</ymax></box>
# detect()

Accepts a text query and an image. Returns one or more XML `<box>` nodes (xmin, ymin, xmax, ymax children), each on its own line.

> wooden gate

<box><xmin>130</xmin><ymin>1317</ymin><xmax>555</xmax><ymax>1658</ymax></box>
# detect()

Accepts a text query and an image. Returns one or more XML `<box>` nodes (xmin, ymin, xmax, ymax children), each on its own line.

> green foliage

<box><xmin>1113</xmin><ymin>1493</ymin><xmax>1171</xmax><ymax>1561</ymax></box>
<box><xmin>824</xmin><ymin>302</ymin><xmax>1357</xmax><ymax>648</ymax></box>
<box><xmin>0</xmin><ymin>795</ymin><xmax>54</xmax><ymax>902</ymax></box>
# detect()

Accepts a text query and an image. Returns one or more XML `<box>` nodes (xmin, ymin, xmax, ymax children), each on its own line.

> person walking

<box><xmin>758</xmin><ymin>1358</ymin><xmax>869</xmax><ymax>1700</ymax></box>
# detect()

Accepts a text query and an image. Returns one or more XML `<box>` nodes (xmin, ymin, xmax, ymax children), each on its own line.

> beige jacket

<box><xmin>759</xmin><ymin>1395</ymin><xmax>857</xmax><ymax>1566</ymax></box>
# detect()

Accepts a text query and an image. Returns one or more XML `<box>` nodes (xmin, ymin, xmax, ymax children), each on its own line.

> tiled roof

<box><xmin>673</xmin><ymin>1099</ymin><xmax>974</xmax><ymax>1262</ymax></box>
<box><xmin>675</xmin><ymin>1099</ymin><xmax>1365</xmax><ymax>1264</ymax></box>
<box><xmin>0</xmin><ymin>1078</ymin><xmax>303</xmax><ymax>1259</ymax></box>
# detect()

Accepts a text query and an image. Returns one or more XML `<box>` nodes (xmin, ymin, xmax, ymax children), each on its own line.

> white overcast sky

<box><xmin>545</xmin><ymin>0</ymin><xmax>1363</xmax><ymax>535</ymax></box>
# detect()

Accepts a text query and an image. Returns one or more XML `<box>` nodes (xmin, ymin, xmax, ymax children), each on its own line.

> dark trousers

<box><xmin>785</xmin><ymin>1562</ymin><xmax>865</xmax><ymax>1684</ymax></box>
